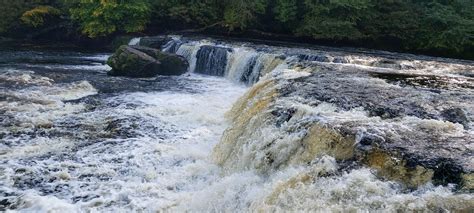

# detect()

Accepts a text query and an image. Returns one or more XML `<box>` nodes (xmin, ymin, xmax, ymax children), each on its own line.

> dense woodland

<box><xmin>1</xmin><ymin>0</ymin><xmax>473</xmax><ymax>59</ymax></box>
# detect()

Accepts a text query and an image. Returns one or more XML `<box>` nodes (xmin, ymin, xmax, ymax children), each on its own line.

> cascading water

<box><xmin>194</xmin><ymin>45</ymin><xmax>229</xmax><ymax>76</ymax></box>
<box><xmin>1</xmin><ymin>36</ymin><xmax>473</xmax><ymax>212</ymax></box>
<box><xmin>225</xmin><ymin>48</ymin><xmax>259</xmax><ymax>82</ymax></box>
<box><xmin>163</xmin><ymin>36</ymin><xmax>474</xmax><ymax>86</ymax></box>
<box><xmin>164</xmin><ymin>37</ymin><xmax>286</xmax><ymax>85</ymax></box>
<box><xmin>128</xmin><ymin>38</ymin><xmax>141</xmax><ymax>46</ymax></box>
<box><xmin>175</xmin><ymin>42</ymin><xmax>201</xmax><ymax>73</ymax></box>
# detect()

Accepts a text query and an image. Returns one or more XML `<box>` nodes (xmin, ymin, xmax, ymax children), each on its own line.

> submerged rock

<box><xmin>107</xmin><ymin>45</ymin><xmax>188</xmax><ymax>77</ymax></box>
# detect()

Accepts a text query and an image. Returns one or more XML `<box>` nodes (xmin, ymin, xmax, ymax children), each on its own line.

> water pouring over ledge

<box><xmin>0</xmin><ymin>36</ymin><xmax>473</xmax><ymax>211</ymax></box>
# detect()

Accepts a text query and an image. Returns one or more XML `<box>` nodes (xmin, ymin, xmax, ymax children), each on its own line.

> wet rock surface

<box><xmin>135</xmin><ymin>46</ymin><xmax>189</xmax><ymax>76</ymax></box>
<box><xmin>107</xmin><ymin>45</ymin><xmax>161</xmax><ymax>77</ymax></box>
<box><xmin>107</xmin><ymin>45</ymin><xmax>188</xmax><ymax>77</ymax></box>
<box><xmin>272</xmin><ymin>62</ymin><xmax>474</xmax><ymax>188</ymax></box>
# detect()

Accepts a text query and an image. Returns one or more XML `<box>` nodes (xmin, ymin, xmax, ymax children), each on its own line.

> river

<box><xmin>0</xmin><ymin>36</ymin><xmax>473</xmax><ymax>211</ymax></box>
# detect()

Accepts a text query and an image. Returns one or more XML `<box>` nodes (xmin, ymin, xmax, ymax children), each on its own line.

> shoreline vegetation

<box><xmin>1</xmin><ymin>0</ymin><xmax>473</xmax><ymax>60</ymax></box>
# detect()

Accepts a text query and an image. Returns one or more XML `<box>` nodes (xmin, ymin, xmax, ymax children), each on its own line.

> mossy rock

<box><xmin>107</xmin><ymin>45</ymin><xmax>188</xmax><ymax>77</ymax></box>
<box><xmin>133</xmin><ymin>46</ymin><xmax>189</xmax><ymax>76</ymax></box>
<box><xmin>107</xmin><ymin>45</ymin><xmax>161</xmax><ymax>77</ymax></box>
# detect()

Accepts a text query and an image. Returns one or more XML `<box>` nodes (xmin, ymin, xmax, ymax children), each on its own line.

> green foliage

<box><xmin>415</xmin><ymin>1</ymin><xmax>474</xmax><ymax>54</ymax></box>
<box><xmin>21</xmin><ymin>6</ymin><xmax>61</xmax><ymax>28</ymax></box>
<box><xmin>0</xmin><ymin>0</ymin><xmax>53</xmax><ymax>33</ymax></box>
<box><xmin>0</xmin><ymin>0</ymin><xmax>473</xmax><ymax>59</ymax></box>
<box><xmin>367</xmin><ymin>1</ymin><xmax>418</xmax><ymax>38</ymax></box>
<box><xmin>222</xmin><ymin>0</ymin><xmax>268</xmax><ymax>31</ymax></box>
<box><xmin>68</xmin><ymin>0</ymin><xmax>151</xmax><ymax>37</ymax></box>
<box><xmin>297</xmin><ymin>0</ymin><xmax>373</xmax><ymax>40</ymax></box>
<box><xmin>273</xmin><ymin>0</ymin><xmax>298</xmax><ymax>24</ymax></box>
<box><xmin>150</xmin><ymin>0</ymin><xmax>222</xmax><ymax>27</ymax></box>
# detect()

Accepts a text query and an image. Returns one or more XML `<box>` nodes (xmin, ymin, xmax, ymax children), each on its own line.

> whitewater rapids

<box><xmin>1</xmin><ymin>38</ymin><xmax>473</xmax><ymax>212</ymax></box>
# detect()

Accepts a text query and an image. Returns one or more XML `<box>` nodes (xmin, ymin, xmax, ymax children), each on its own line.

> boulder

<box><xmin>131</xmin><ymin>45</ymin><xmax>161</xmax><ymax>57</ymax></box>
<box><xmin>107</xmin><ymin>45</ymin><xmax>161</xmax><ymax>78</ymax></box>
<box><xmin>133</xmin><ymin>46</ymin><xmax>189</xmax><ymax>76</ymax></box>
<box><xmin>107</xmin><ymin>45</ymin><xmax>188</xmax><ymax>77</ymax></box>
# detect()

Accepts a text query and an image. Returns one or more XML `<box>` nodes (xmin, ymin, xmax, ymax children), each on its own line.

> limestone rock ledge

<box><xmin>214</xmin><ymin>62</ymin><xmax>473</xmax><ymax>191</ymax></box>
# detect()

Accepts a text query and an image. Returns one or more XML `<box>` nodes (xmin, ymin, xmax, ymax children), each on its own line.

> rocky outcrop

<box><xmin>214</xmin><ymin>62</ymin><xmax>474</xmax><ymax>191</ymax></box>
<box><xmin>107</xmin><ymin>45</ymin><xmax>188</xmax><ymax>77</ymax></box>
<box><xmin>130</xmin><ymin>35</ymin><xmax>474</xmax><ymax>191</ymax></box>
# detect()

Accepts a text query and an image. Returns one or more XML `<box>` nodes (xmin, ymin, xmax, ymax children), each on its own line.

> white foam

<box><xmin>128</xmin><ymin>38</ymin><xmax>141</xmax><ymax>46</ymax></box>
<box><xmin>0</xmin><ymin>71</ymin><xmax>53</xmax><ymax>86</ymax></box>
<box><xmin>2</xmin><ymin>74</ymin><xmax>250</xmax><ymax>211</ymax></box>
<box><xmin>79</xmin><ymin>54</ymin><xmax>110</xmax><ymax>62</ymax></box>
<box><xmin>12</xmin><ymin>193</ymin><xmax>79</xmax><ymax>213</ymax></box>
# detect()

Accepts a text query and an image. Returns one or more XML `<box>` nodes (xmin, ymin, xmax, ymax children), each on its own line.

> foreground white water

<box><xmin>1</xmin><ymin>68</ymin><xmax>249</xmax><ymax>211</ymax></box>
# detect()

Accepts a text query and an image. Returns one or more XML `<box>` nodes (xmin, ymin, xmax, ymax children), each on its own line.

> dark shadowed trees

<box><xmin>0</xmin><ymin>0</ymin><xmax>472</xmax><ymax>59</ymax></box>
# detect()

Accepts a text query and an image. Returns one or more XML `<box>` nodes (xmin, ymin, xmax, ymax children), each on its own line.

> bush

<box><xmin>21</xmin><ymin>6</ymin><xmax>61</xmax><ymax>28</ymax></box>
<box><xmin>68</xmin><ymin>0</ymin><xmax>151</xmax><ymax>38</ymax></box>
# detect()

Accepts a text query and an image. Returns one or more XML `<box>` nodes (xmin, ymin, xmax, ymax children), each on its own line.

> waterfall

<box><xmin>2</xmin><ymin>35</ymin><xmax>471</xmax><ymax>212</ymax></box>
<box><xmin>128</xmin><ymin>37</ymin><xmax>141</xmax><ymax>46</ymax></box>
<box><xmin>244</xmin><ymin>54</ymin><xmax>283</xmax><ymax>85</ymax></box>
<box><xmin>226</xmin><ymin>48</ymin><xmax>259</xmax><ymax>82</ymax></box>
<box><xmin>159</xmin><ymin>38</ymin><xmax>286</xmax><ymax>85</ymax></box>
<box><xmin>194</xmin><ymin>45</ymin><xmax>230</xmax><ymax>76</ymax></box>
<box><xmin>162</xmin><ymin>36</ymin><xmax>183</xmax><ymax>53</ymax></box>
<box><xmin>175</xmin><ymin>42</ymin><xmax>201</xmax><ymax>73</ymax></box>
<box><xmin>134</xmin><ymin>35</ymin><xmax>473</xmax><ymax>86</ymax></box>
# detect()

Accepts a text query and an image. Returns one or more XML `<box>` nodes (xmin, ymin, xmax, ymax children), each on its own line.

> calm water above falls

<box><xmin>0</xmin><ymin>38</ymin><xmax>473</xmax><ymax>212</ymax></box>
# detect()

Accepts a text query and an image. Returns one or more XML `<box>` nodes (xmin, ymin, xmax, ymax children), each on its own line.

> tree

<box><xmin>21</xmin><ymin>6</ymin><xmax>61</xmax><ymax>28</ymax></box>
<box><xmin>0</xmin><ymin>0</ymin><xmax>472</xmax><ymax>59</ymax></box>
<box><xmin>0</xmin><ymin>0</ymin><xmax>53</xmax><ymax>33</ymax></box>
<box><xmin>273</xmin><ymin>0</ymin><xmax>298</xmax><ymax>24</ymax></box>
<box><xmin>414</xmin><ymin>0</ymin><xmax>474</xmax><ymax>55</ymax></box>
<box><xmin>296</xmin><ymin>0</ymin><xmax>373</xmax><ymax>40</ymax></box>
<box><xmin>68</xmin><ymin>0</ymin><xmax>151</xmax><ymax>37</ymax></box>
<box><xmin>149</xmin><ymin>0</ymin><xmax>223</xmax><ymax>29</ymax></box>
<box><xmin>222</xmin><ymin>0</ymin><xmax>269</xmax><ymax>31</ymax></box>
